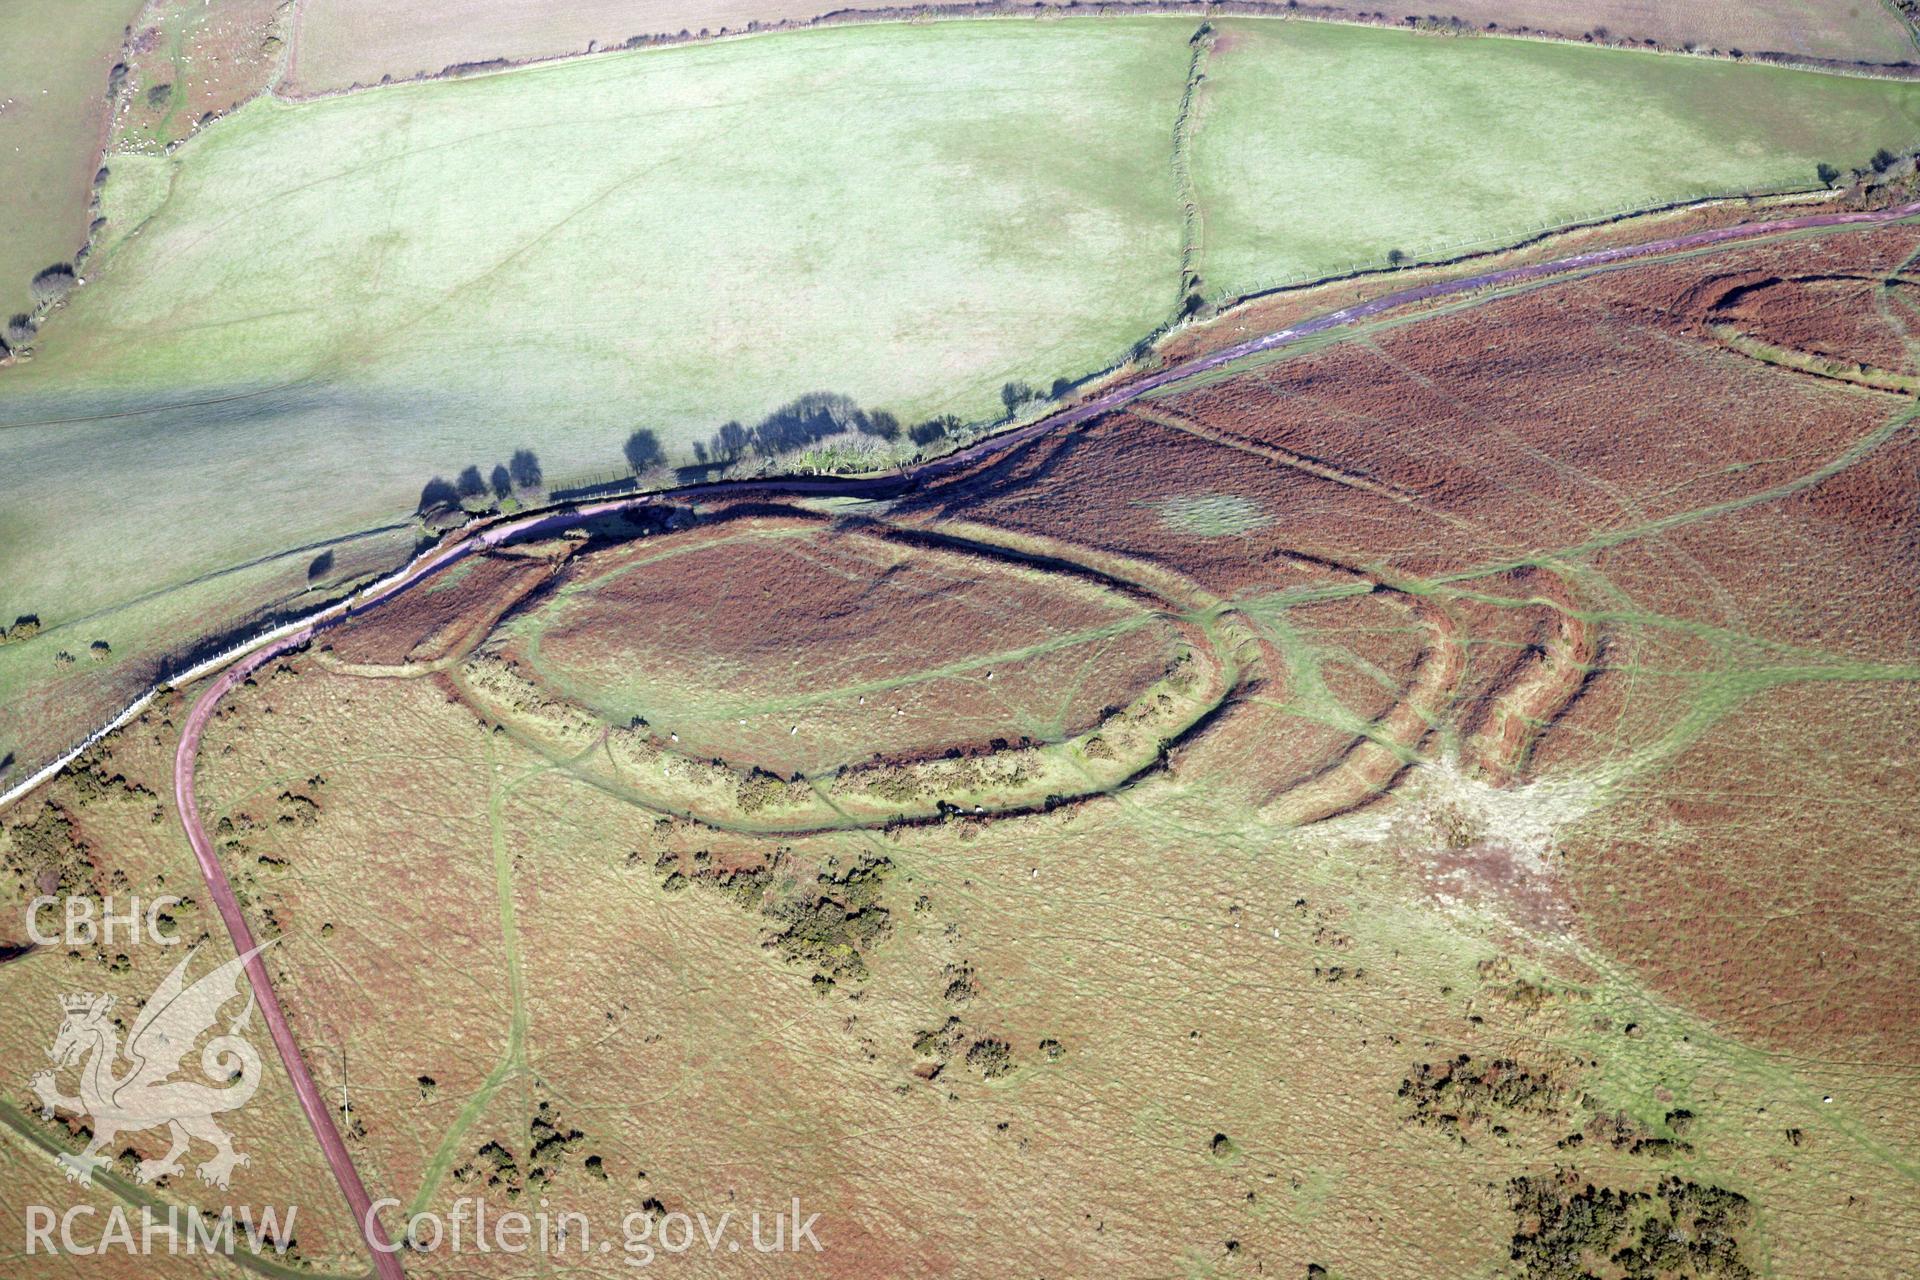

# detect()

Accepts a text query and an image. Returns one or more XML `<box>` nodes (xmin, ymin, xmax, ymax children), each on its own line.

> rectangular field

<box><xmin>1190</xmin><ymin>17</ymin><xmax>1920</xmax><ymax>297</ymax></box>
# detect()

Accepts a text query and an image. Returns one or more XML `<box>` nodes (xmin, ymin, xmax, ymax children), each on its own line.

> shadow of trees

<box><xmin>624</xmin><ymin>428</ymin><xmax>664</xmax><ymax>472</ymax></box>
<box><xmin>418</xmin><ymin>447</ymin><xmax>545</xmax><ymax>515</ymax></box>
<box><xmin>510</xmin><ymin>449</ymin><xmax>541</xmax><ymax>489</ymax></box>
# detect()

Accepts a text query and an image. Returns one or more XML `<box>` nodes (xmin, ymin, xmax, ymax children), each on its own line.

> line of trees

<box><xmin>411</xmin><ymin>372</ymin><xmax>1078</xmax><ymax>519</ymax></box>
<box><xmin>417</xmin><ymin>448</ymin><xmax>543</xmax><ymax>512</ymax></box>
<box><xmin>687</xmin><ymin>391</ymin><xmax>900</xmax><ymax>466</ymax></box>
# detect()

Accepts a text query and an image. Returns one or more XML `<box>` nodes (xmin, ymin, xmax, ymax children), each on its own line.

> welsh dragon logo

<box><xmin>31</xmin><ymin>943</ymin><xmax>270</xmax><ymax>1189</ymax></box>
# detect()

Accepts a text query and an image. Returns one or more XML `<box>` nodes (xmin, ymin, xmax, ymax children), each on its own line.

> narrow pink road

<box><xmin>174</xmin><ymin>631</ymin><xmax>407</xmax><ymax>1278</ymax></box>
<box><xmin>167</xmin><ymin>193</ymin><xmax>1920</xmax><ymax>1280</ymax></box>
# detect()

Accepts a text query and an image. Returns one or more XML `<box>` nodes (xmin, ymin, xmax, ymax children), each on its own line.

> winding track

<box><xmin>169</xmin><ymin>195</ymin><xmax>1920</xmax><ymax>1278</ymax></box>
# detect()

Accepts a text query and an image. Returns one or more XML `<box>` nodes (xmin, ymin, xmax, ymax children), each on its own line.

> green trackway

<box><xmin>4</xmin><ymin>14</ymin><xmax>1920</xmax><ymax>781</ymax></box>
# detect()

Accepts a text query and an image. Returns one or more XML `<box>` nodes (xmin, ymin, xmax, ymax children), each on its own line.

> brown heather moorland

<box><xmin>5</xmin><ymin>217</ymin><xmax>1920</xmax><ymax>1277</ymax></box>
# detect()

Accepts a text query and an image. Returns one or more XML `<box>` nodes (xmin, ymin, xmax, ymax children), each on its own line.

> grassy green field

<box><xmin>0</xmin><ymin>19</ymin><xmax>1192</xmax><ymax>632</ymax></box>
<box><xmin>4</xmin><ymin>14</ymin><xmax>1920</xmax><ymax>781</ymax></box>
<box><xmin>1191</xmin><ymin>18</ymin><xmax>1920</xmax><ymax>296</ymax></box>
<box><xmin>0</xmin><ymin>0</ymin><xmax>144</xmax><ymax>320</ymax></box>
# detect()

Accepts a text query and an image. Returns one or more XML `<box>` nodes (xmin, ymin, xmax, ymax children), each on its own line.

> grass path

<box><xmin>403</xmin><ymin>734</ymin><xmax>554</xmax><ymax>1219</ymax></box>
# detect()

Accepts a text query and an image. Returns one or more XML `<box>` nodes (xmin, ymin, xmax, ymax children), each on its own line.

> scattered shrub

<box><xmin>146</xmin><ymin>82</ymin><xmax>172</xmax><ymax>109</ymax></box>
<box><xmin>965</xmin><ymin>1037</ymin><xmax>1015</xmax><ymax>1079</ymax></box>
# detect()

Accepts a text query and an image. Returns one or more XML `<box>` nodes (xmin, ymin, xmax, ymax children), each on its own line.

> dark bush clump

<box><xmin>30</xmin><ymin>264</ymin><xmax>77</xmax><ymax>304</ymax></box>
<box><xmin>910</xmin><ymin>415</ymin><xmax>961</xmax><ymax>446</ymax></box>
